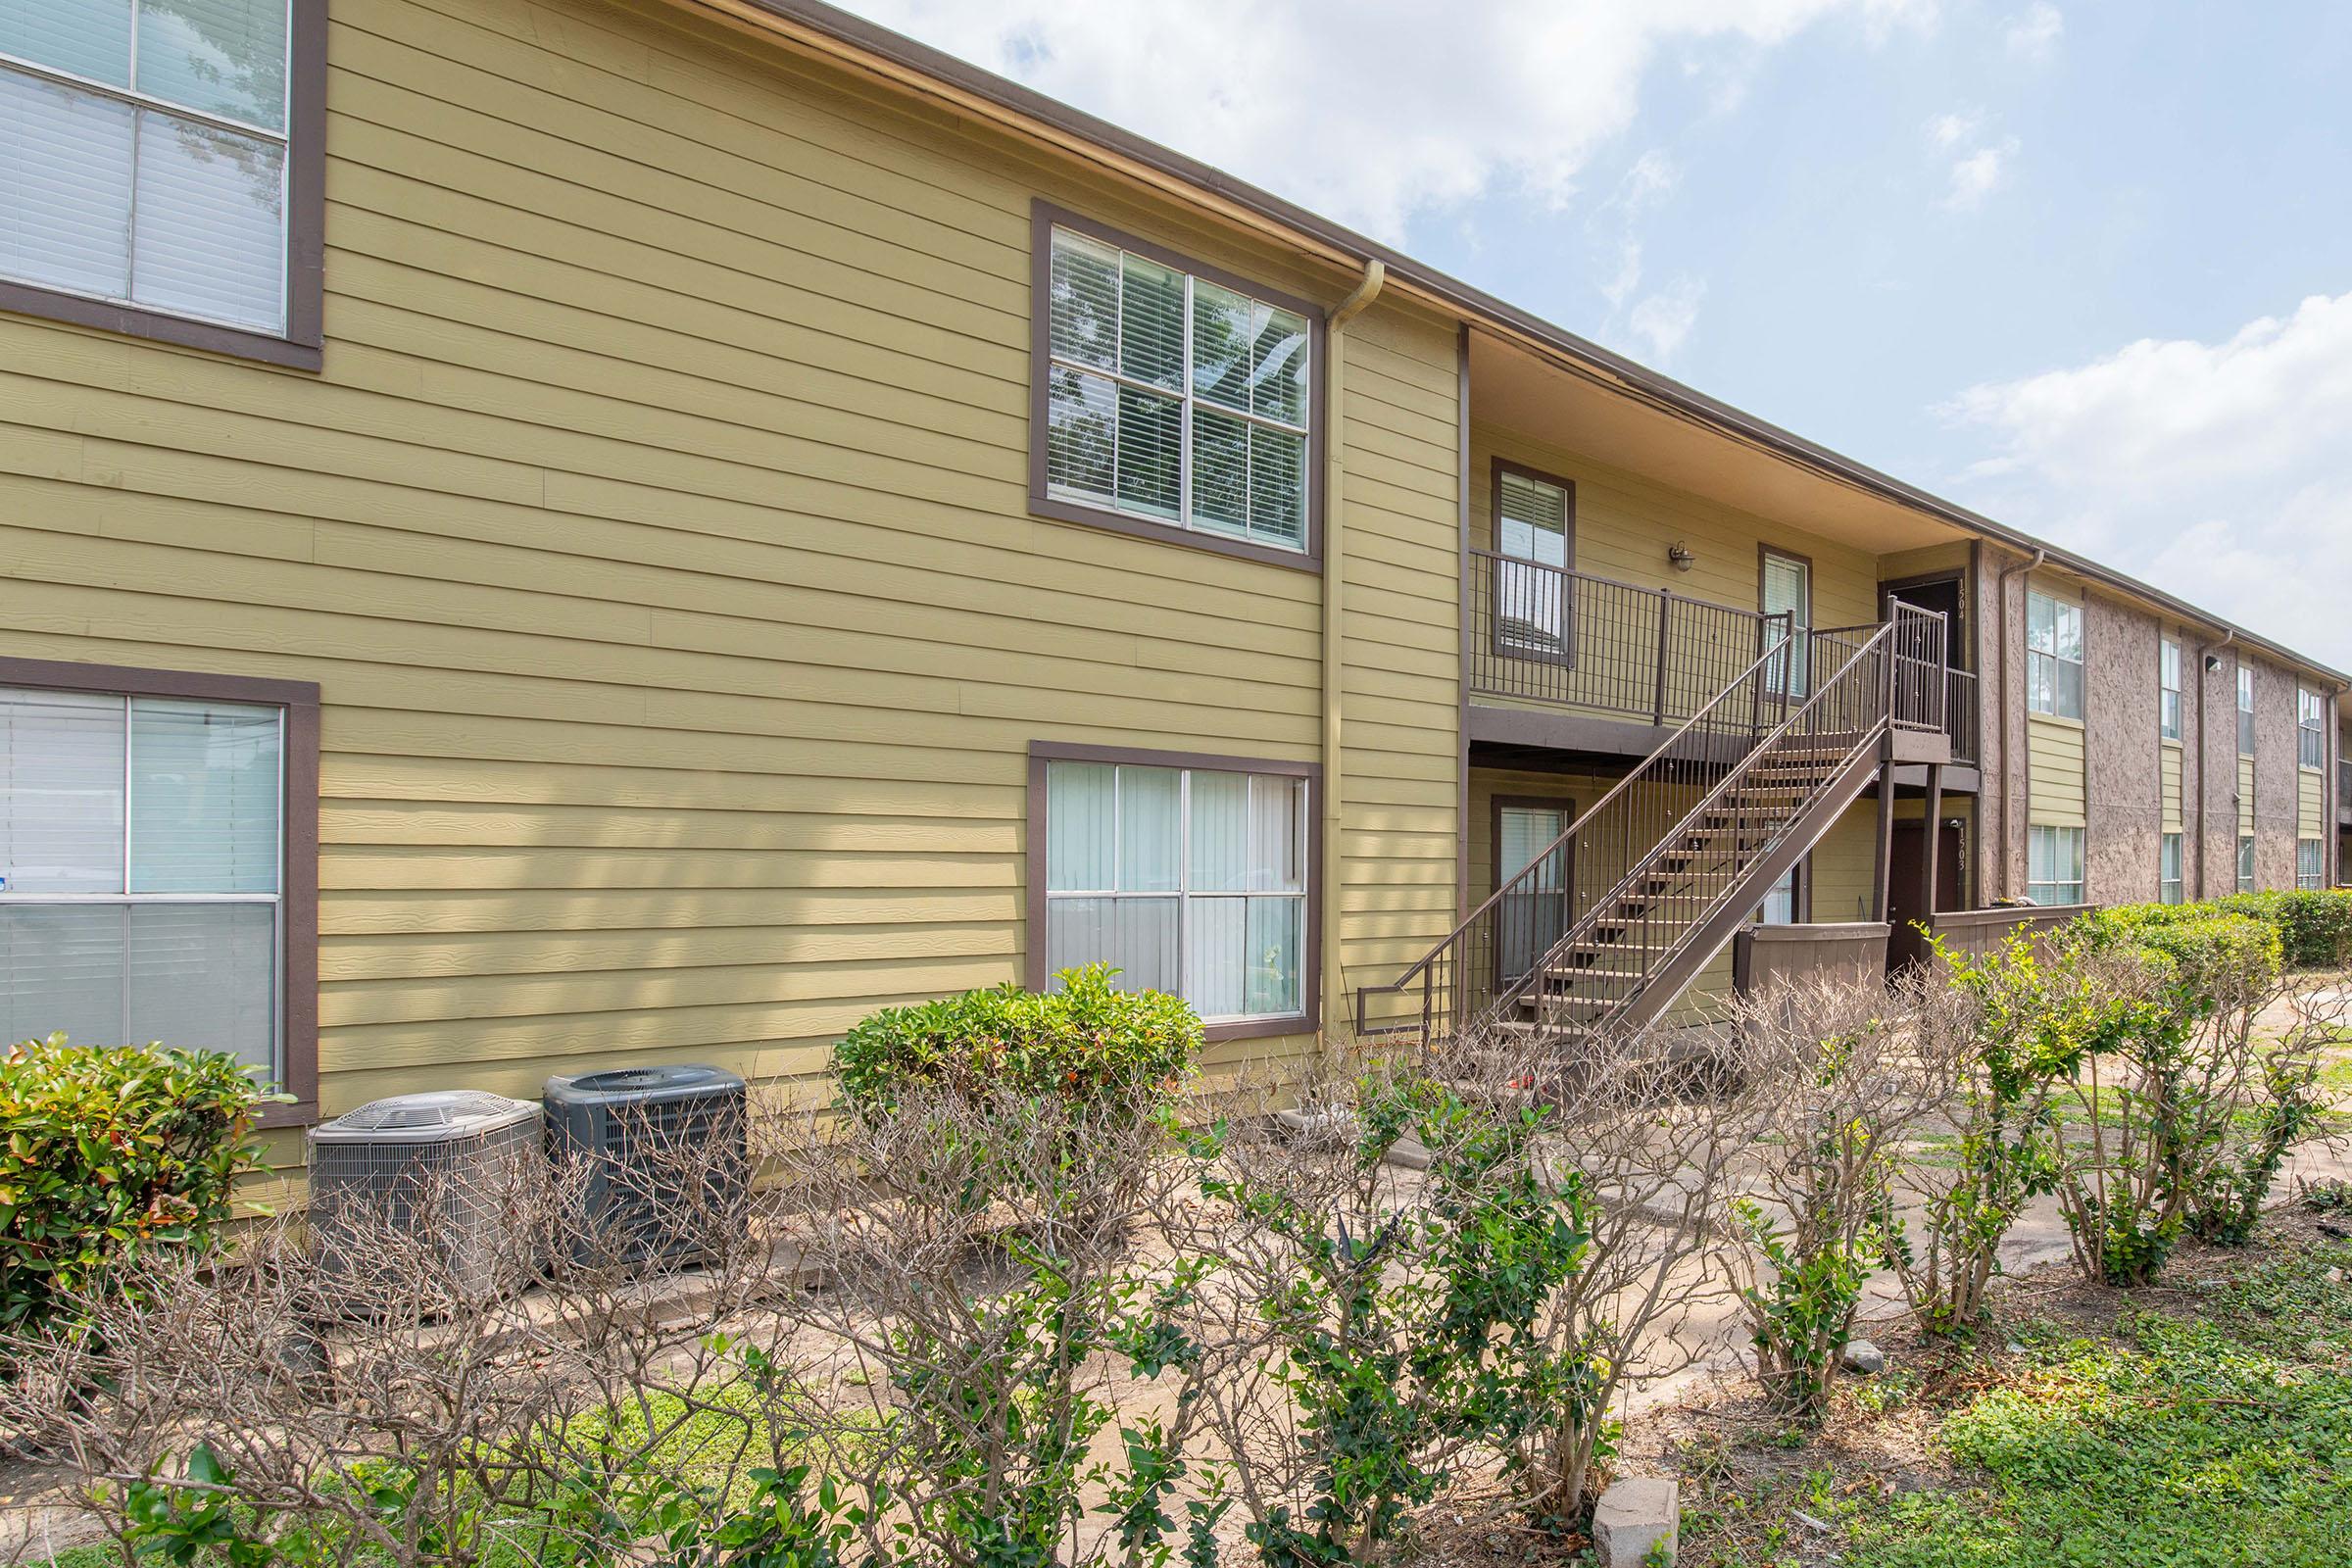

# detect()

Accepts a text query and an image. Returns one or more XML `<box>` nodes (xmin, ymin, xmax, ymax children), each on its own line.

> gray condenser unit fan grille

<box><xmin>542</xmin><ymin>1064</ymin><xmax>749</xmax><ymax>1269</ymax></box>
<box><xmin>308</xmin><ymin>1091</ymin><xmax>545</xmax><ymax>1303</ymax></box>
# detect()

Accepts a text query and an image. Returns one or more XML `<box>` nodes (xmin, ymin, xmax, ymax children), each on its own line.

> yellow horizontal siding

<box><xmin>2161</xmin><ymin>741</ymin><xmax>2185</xmax><ymax>834</ymax></box>
<box><xmin>2301</xmin><ymin>766</ymin><xmax>2326</xmax><ymax>839</ymax></box>
<box><xmin>2028</xmin><ymin>715</ymin><xmax>2088</xmax><ymax>828</ymax></box>
<box><xmin>0</xmin><ymin>0</ymin><xmax>1460</xmax><ymax>1110</ymax></box>
<box><xmin>2240</xmin><ymin>756</ymin><xmax>2259</xmax><ymax>834</ymax></box>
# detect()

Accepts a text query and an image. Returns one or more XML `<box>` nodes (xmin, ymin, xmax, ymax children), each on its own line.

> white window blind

<box><xmin>1762</xmin><ymin>552</ymin><xmax>1811</xmax><ymax>696</ymax></box>
<box><xmin>2027</xmin><ymin>824</ymin><xmax>2083</xmax><ymax>906</ymax></box>
<box><xmin>2159</xmin><ymin>640</ymin><xmax>2182</xmax><ymax>742</ymax></box>
<box><xmin>1044</xmin><ymin>760</ymin><xmax>1307</xmax><ymax>1022</ymax></box>
<box><xmin>1495</xmin><ymin>470</ymin><xmax>1570</xmax><ymax>657</ymax></box>
<box><xmin>2026</xmin><ymin>591</ymin><xmax>2083</xmax><ymax>720</ymax></box>
<box><xmin>0</xmin><ymin>686</ymin><xmax>283</xmax><ymax>1074</ymax></box>
<box><xmin>0</xmin><ymin>0</ymin><xmax>291</xmax><ymax>332</ymax></box>
<box><xmin>1044</xmin><ymin>226</ymin><xmax>1311</xmax><ymax>552</ymax></box>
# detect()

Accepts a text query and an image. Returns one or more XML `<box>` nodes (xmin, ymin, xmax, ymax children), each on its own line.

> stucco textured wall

<box><xmin>2084</xmin><ymin>595</ymin><xmax>2161</xmax><ymax>903</ymax></box>
<box><xmin>2254</xmin><ymin>658</ymin><xmax>2302</xmax><ymax>889</ymax></box>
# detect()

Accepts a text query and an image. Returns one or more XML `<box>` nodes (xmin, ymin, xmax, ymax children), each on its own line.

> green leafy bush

<box><xmin>2216</xmin><ymin>888</ymin><xmax>2352</xmax><ymax>969</ymax></box>
<box><xmin>0</xmin><ymin>1033</ymin><xmax>274</xmax><ymax>1337</ymax></box>
<box><xmin>832</xmin><ymin>963</ymin><xmax>1202</xmax><ymax>1114</ymax></box>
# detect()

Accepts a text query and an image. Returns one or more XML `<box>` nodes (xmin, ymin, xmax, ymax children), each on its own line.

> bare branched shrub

<box><xmin>1444</xmin><ymin>1025</ymin><xmax>1781</xmax><ymax>1526</ymax></box>
<box><xmin>764</xmin><ymin>1079</ymin><xmax>1220</xmax><ymax>1567</ymax></box>
<box><xmin>1144</xmin><ymin>1051</ymin><xmax>1589</xmax><ymax>1560</ymax></box>
<box><xmin>1889</xmin><ymin>934</ymin><xmax>2068</xmax><ymax>1338</ymax></box>
<box><xmin>0</xmin><ymin>1103</ymin><xmax>827</xmax><ymax>1568</ymax></box>
<box><xmin>1721</xmin><ymin>973</ymin><xmax>1956</xmax><ymax>1422</ymax></box>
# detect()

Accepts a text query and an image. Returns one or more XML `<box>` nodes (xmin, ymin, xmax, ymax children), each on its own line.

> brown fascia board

<box><xmin>676</xmin><ymin>0</ymin><xmax>2347</xmax><ymax>688</ymax></box>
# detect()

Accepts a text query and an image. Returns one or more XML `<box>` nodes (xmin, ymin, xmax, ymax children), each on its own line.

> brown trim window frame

<box><xmin>1488</xmin><ymin>458</ymin><xmax>1578</xmax><ymax>669</ymax></box>
<box><xmin>1025</xmin><ymin>739</ymin><xmax>1321</xmax><ymax>1044</ymax></box>
<box><xmin>0</xmin><ymin>656</ymin><xmax>319</xmax><ymax>1126</ymax></box>
<box><xmin>1489</xmin><ymin>792</ymin><xmax>1576</xmax><ymax>987</ymax></box>
<box><xmin>0</xmin><ymin>0</ymin><xmax>324</xmax><ymax>371</ymax></box>
<box><xmin>1028</xmin><ymin>201</ymin><xmax>1327</xmax><ymax>573</ymax></box>
<box><xmin>1758</xmin><ymin>543</ymin><xmax>1814</xmax><ymax>698</ymax></box>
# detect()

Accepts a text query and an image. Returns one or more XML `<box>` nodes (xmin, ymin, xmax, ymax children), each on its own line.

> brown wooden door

<box><xmin>1887</xmin><ymin>818</ymin><xmax>1965</xmax><ymax>968</ymax></box>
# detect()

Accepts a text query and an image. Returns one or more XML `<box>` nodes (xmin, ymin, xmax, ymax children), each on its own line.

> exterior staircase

<box><xmin>1355</xmin><ymin>605</ymin><xmax>1951</xmax><ymax>1050</ymax></box>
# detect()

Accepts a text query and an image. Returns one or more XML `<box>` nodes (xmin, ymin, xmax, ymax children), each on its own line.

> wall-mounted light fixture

<box><xmin>2204</xmin><ymin>653</ymin><xmax>2224</xmax><ymax>673</ymax></box>
<box><xmin>1667</xmin><ymin>542</ymin><xmax>1695</xmax><ymax>573</ymax></box>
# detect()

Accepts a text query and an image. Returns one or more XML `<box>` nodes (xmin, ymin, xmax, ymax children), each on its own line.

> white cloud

<box><xmin>1927</xmin><ymin>111</ymin><xmax>2016</xmax><ymax>211</ymax></box>
<box><xmin>1628</xmin><ymin>277</ymin><xmax>1708</xmax><ymax>363</ymax></box>
<box><xmin>841</xmin><ymin>0</ymin><xmax>1937</xmax><ymax>240</ymax></box>
<box><xmin>1943</xmin><ymin>140</ymin><xmax>2017</xmax><ymax>210</ymax></box>
<box><xmin>1943</xmin><ymin>291</ymin><xmax>2352</xmax><ymax>665</ymax></box>
<box><xmin>2005</xmin><ymin>2</ymin><xmax>2064</xmax><ymax>63</ymax></box>
<box><xmin>1927</xmin><ymin>110</ymin><xmax>1978</xmax><ymax>149</ymax></box>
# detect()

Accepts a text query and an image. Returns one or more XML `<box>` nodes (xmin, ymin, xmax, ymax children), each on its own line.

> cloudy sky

<box><xmin>844</xmin><ymin>0</ymin><xmax>2352</xmax><ymax>667</ymax></box>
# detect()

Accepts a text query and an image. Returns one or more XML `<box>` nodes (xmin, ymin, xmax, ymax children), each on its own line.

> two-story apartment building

<box><xmin>0</xmin><ymin>0</ymin><xmax>2341</xmax><ymax>1133</ymax></box>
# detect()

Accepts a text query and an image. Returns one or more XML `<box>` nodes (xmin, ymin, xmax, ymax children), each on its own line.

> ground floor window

<box><xmin>2027</xmin><ymin>824</ymin><xmax>2083</xmax><ymax>906</ymax></box>
<box><xmin>2298</xmin><ymin>838</ymin><xmax>2325</xmax><ymax>891</ymax></box>
<box><xmin>1031</xmin><ymin>743</ymin><xmax>1313</xmax><ymax>1034</ymax></box>
<box><xmin>2160</xmin><ymin>833</ymin><xmax>2184</xmax><ymax>906</ymax></box>
<box><xmin>2238</xmin><ymin>835</ymin><xmax>2257</xmax><ymax>894</ymax></box>
<box><xmin>1755</xmin><ymin>861</ymin><xmax>1802</xmax><ymax>925</ymax></box>
<box><xmin>0</xmin><ymin>662</ymin><xmax>317</xmax><ymax>1108</ymax></box>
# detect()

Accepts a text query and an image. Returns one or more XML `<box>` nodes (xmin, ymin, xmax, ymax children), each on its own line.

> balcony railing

<box><xmin>1467</xmin><ymin>549</ymin><xmax>1788</xmax><ymax>727</ymax></box>
<box><xmin>1468</xmin><ymin>549</ymin><xmax>1978</xmax><ymax>762</ymax></box>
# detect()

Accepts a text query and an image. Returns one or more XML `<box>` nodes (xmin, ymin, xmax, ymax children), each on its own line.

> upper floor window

<box><xmin>2237</xmin><ymin>664</ymin><xmax>2256</xmax><ymax>757</ymax></box>
<box><xmin>0</xmin><ymin>662</ymin><xmax>318</xmax><ymax>1116</ymax></box>
<box><xmin>1493</xmin><ymin>465</ymin><xmax>1573</xmax><ymax>661</ymax></box>
<box><xmin>2025</xmin><ymin>589</ymin><xmax>2082</xmax><ymax>720</ymax></box>
<box><xmin>1761</xmin><ymin>549</ymin><xmax>1813</xmax><ymax>699</ymax></box>
<box><xmin>0</xmin><ymin>0</ymin><xmax>318</xmax><ymax>362</ymax></box>
<box><xmin>2159</xmin><ymin>638</ymin><xmax>2182</xmax><ymax>742</ymax></box>
<box><xmin>2298</xmin><ymin>685</ymin><xmax>2325</xmax><ymax>769</ymax></box>
<box><xmin>1034</xmin><ymin>210</ymin><xmax>1318</xmax><ymax>564</ymax></box>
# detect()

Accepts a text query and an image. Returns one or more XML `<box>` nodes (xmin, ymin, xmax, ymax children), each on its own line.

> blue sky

<box><xmin>844</xmin><ymin>0</ymin><xmax>2352</xmax><ymax>668</ymax></box>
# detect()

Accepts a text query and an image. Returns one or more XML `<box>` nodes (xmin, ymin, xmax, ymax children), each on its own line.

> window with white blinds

<box><xmin>2027</xmin><ymin>824</ymin><xmax>2083</xmax><ymax>906</ymax></box>
<box><xmin>1042</xmin><ymin>759</ymin><xmax>1308</xmax><ymax>1024</ymax></box>
<box><xmin>1761</xmin><ymin>550</ymin><xmax>1811</xmax><ymax>697</ymax></box>
<box><xmin>1</xmin><ymin>0</ymin><xmax>292</xmax><ymax>332</ymax></box>
<box><xmin>1494</xmin><ymin>467</ymin><xmax>1572</xmax><ymax>658</ymax></box>
<box><xmin>1040</xmin><ymin>220</ymin><xmax>1314</xmax><ymax>555</ymax></box>
<box><xmin>2026</xmin><ymin>590</ymin><xmax>2083</xmax><ymax>720</ymax></box>
<box><xmin>0</xmin><ymin>685</ymin><xmax>284</xmax><ymax>1074</ymax></box>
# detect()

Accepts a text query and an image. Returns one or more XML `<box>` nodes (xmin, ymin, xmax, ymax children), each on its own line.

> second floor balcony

<box><xmin>1465</xmin><ymin>547</ymin><xmax>1981</xmax><ymax>769</ymax></box>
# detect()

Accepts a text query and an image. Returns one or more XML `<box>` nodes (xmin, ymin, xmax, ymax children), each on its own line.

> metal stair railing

<box><xmin>1489</xmin><ymin>618</ymin><xmax>1904</xmax><ymax>1048</ymax></box>
<box><xmin>1356</xmin><ymin>607</ymin><xmax>1947</xmax><ymax>1049</ymax></box>
<box><xmin>1353</xmin><ymin>623</ymin><xmax>1801</xmax><ymax>1044</ymax></box>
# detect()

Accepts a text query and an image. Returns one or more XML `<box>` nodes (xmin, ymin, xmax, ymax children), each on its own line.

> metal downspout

<box><xmin>1993</xmin><ymin>546</ymin><xmax>2044</xmax><ymax>901</ymax></box>
<box><xmin>1323</xmin><ymin>259</ymin><xmax>1385</xmax><ymax>1037</ymax></box>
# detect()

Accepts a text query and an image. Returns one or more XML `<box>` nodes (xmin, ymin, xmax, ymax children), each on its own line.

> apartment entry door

<box><xmin>1495</xmin><ymin>800</ymin><xmax>1574</xmax><ymax>987</ymax></box>
<box><xmin>1886</xmin><ymin>816</ymin><xmax>1965</xmax><ymax>969</ymax></box>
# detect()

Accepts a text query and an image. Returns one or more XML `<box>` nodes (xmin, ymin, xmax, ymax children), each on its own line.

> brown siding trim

<box><xmin>0</xmin><ymin>0</ymin><xmax>325</xmax><ymax>371</ymax></box>
<box><xmin>1025</xmin><ymin>740</ymin><xmax>1322</xmax><ymax>1043</ymax></box>
<box><xmin>0</xmin><ymin>656</ymin><xmax>321</xmax><ymax>1127</ymax></box>
<box><xmin>1027</xmin><ymin>200</ymin><xmax>1326</xmax><ymax>574</ymax></box>
<box><xmin>1488</xmin><ymin>456</ymin><xmax>1579</xmax><ymax>669</ymax></box>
